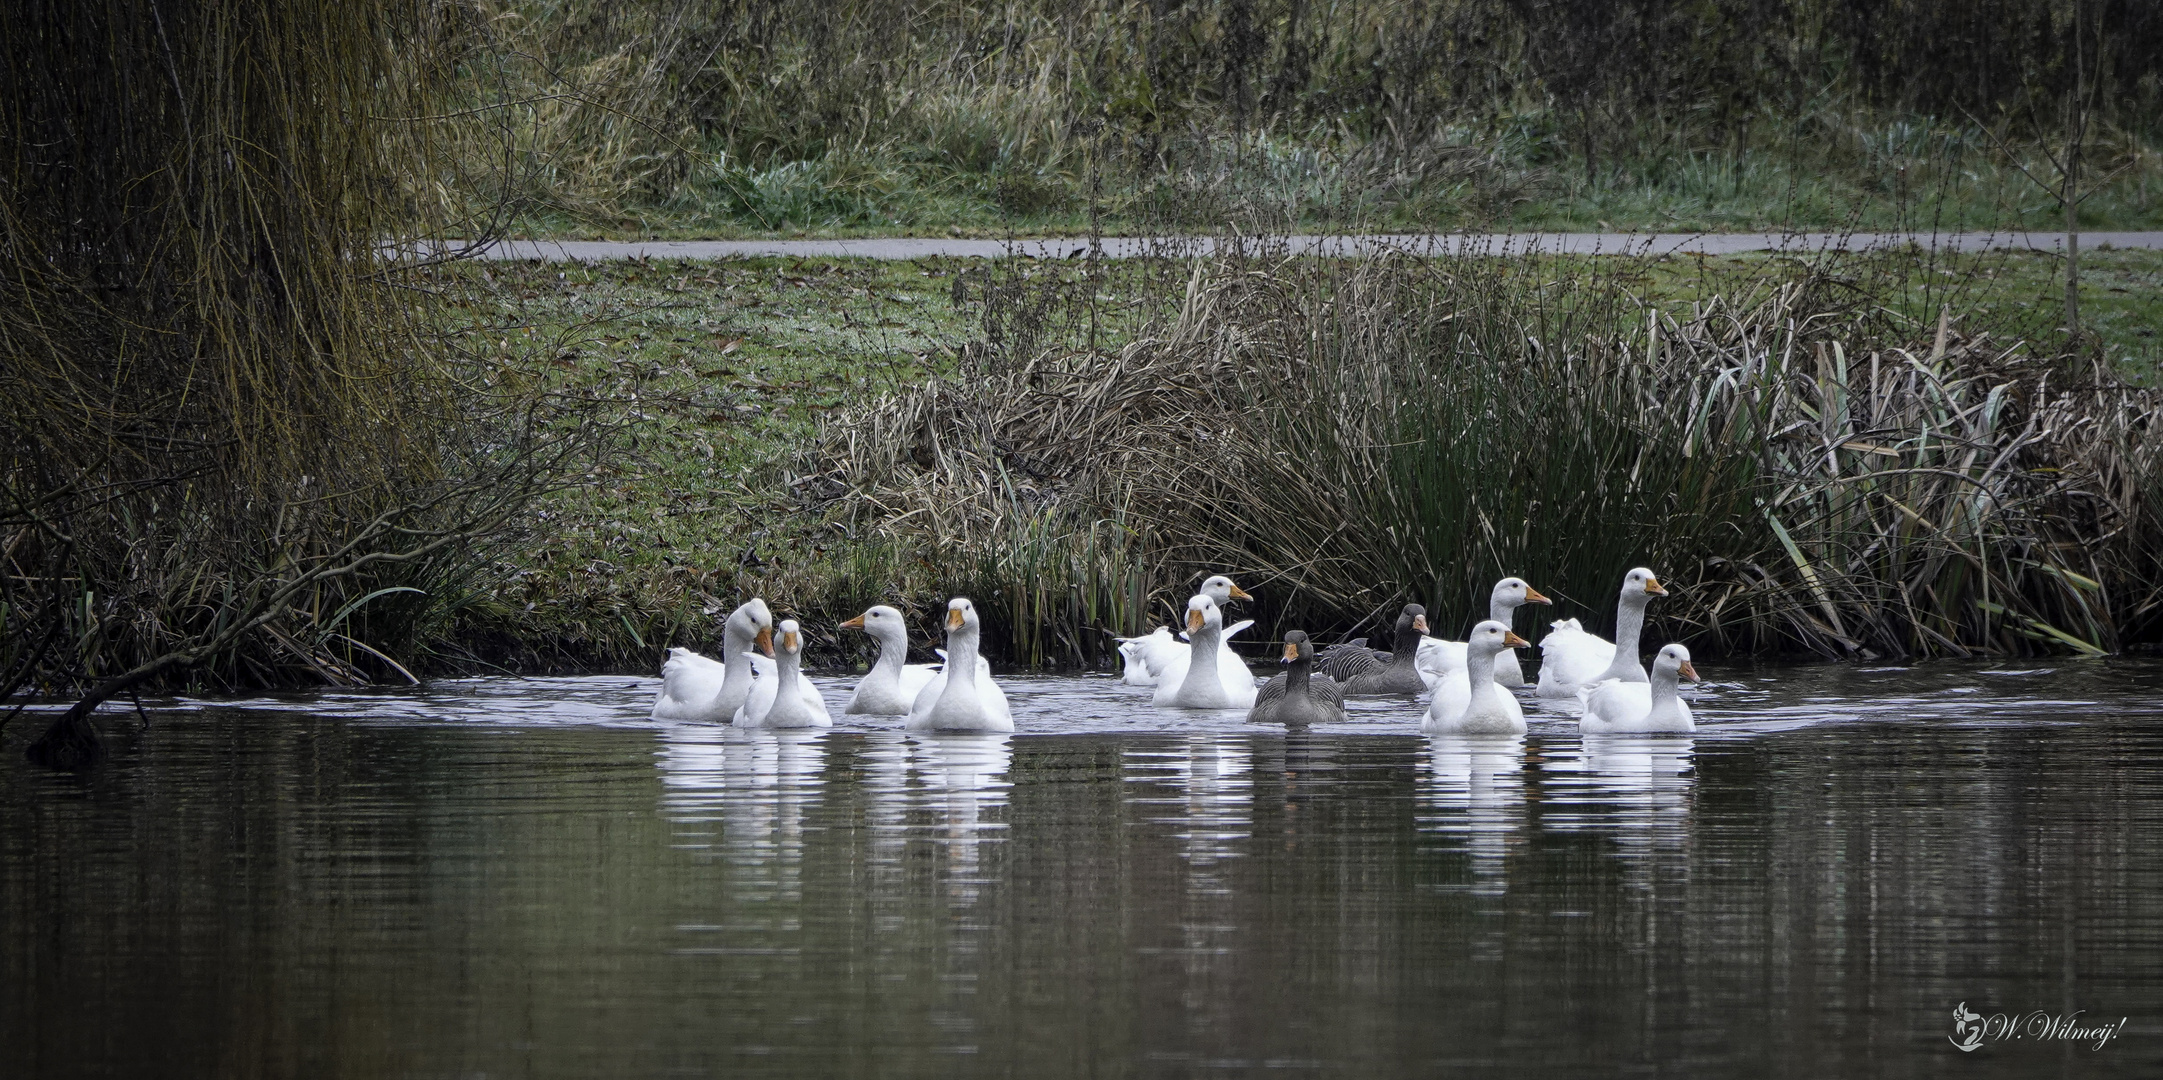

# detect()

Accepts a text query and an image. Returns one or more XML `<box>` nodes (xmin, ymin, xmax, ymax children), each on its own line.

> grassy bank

<box><xmin>447</xmin><ymin>244</ymin><xmax>2163</xmax><ymax>674</ymax></box>
<box><xmin>439</xmin><ymin>1</ymin><xmax>2163</xmax><ymax>240</ymax></box>
<box><xmin>507</xmin><ymin>124</ymin><xmax>2163</xmax><ymax>241</ymax></box>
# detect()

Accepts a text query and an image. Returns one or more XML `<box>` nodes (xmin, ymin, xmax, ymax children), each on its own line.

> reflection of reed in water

<box><xmin>1540</xmin><ymin>735</ymin><xmax>1697</xmax><ymax>870</ymax></box>
<box><xmin>654</xmin><ymin>725</ymin><xmax>829</xmax><ymax>891</ymax></box>
<box><xmin>1419</xmin><ymin>735</ymin><xmax>1530</xmax><ymax>898</ymax></box>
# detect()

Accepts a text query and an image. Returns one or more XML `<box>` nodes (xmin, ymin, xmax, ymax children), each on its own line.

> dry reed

<box><xmin>805</xmin><ymin>245</ymin><xmax>2163</xmax><ymax>660</ymax></box>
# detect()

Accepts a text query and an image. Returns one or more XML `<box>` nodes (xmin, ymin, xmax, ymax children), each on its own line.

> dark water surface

<box><xmin>5</xmin><ymin>661</ymin><xmax>2162</xmax><ymax>1078</ymax></box>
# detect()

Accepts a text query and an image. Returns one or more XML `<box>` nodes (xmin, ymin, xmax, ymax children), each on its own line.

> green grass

<box><xmin>442</xmin><ymin>246</ymin><xmax>2163</xmax><ymax>673</ymax></box>
<box><xmin>437</xmin><ymin>257</ymin><xmax>978</xmax><ymax>669</ymax></box>
<box><xmin>496</xmin><ymin>126</ymin><xmax>2163</xmax><ymax>242</ymax></box>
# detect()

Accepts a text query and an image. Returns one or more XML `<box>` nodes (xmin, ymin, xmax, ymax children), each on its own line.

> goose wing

<box><xmin>1316</xmin><ymin>641</ymin><xmax>1385</xmax><ymax>682</ymax></box>
<box><xmin>1310</xmin><ymin>674</ymin><xmax>1346</xmax><ymax>710</ymax></box>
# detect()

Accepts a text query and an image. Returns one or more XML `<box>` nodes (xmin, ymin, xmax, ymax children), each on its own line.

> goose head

<box><xmin>1653</xmin><ymin>643</ymin><xmax>1699</xmax><ymax>682</ymax></box>
<box><xmin>1185</xmin><ymin>594</ymin><xmax>1225</xmax><ymax>637</ymax></box>
<box><xmin>726</xmin><ymin>598</ymin><xmax>776</xmax><ymax>656</ymax></box>
<box><xmin>1492</xmin><ymin>577</ymin><xmax>1552</xmax><ymax>610</ymax></box>
<box><xmin>839</xmin><ymin>604</ymin><xmax>908</xmax><ymax>645</ymax></box>
<box><xmin>1619</xmin><ymin>567</ymin><xmax>1666</xmax><ymax>606</ymax></box>
<box><xmin>1466</xmin><ymin>620</ymin><xmax>1531</xmax><ymax>657</ymax></box>
<box><xmin>1394</xmin><ymin>604</ymin><xmax>1429</xmax><ymax>639</ymax></box>
<box><xmin>1199</xmin><ymin>575</ymin><xmax>1253</xmax><ymax>608</ymax></box>
<box><xmin>775</xmin><ymin>618</ymin><xmax>804</xmax><ymax>661</ymax></box>
<box><xmin>945</xmin><ymin>596</ymin><xmax>982</xmax><ymax>639</ymax></box>
<box><xmin>1279</xmin><ymin>630</ymin><xmax>1315</xmax><ymax>664</ymax></box>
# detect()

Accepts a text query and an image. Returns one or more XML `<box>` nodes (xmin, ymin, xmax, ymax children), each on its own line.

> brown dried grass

<box><xmin>805</xmin><ymin>247</ymin><xmax>2163</xmax><ymax>660</ymax></box>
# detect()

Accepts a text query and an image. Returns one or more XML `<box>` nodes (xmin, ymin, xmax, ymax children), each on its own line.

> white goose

<box><xmin>1116</xmin><ymin>627</ymin><xmax>1176</xmax><ymax>687</ymax></box>
<box><xmin>1417</xmin><ymin>577</ymin><xmax>1552</xmax><ymax>688</ymax></box>
<box><xmin>1536</xmin><ymin>567</ymin><xmax>1667</xmax><ymax>700</ymax></box>
<box><xmin>908</xmin><ymin>597</ymin><xmax>1015</xmax><ymax>733</ymax></box>
<box><xmin>735</xmin><ymin>619</ymin><xmax>833</xmax><ymax>728</ymax></box>
<box><xmin>1154</xmin><ymin>594</ymin><xmax>1259</xmax><ymax>709</ymax></box>
<box><xmin>1425</xmin><ymin>621</ymin><xmax>1530</xmax><ymax>735</ymax></box>
<box><xmin>1117</xmin><ymin>575</ymin><xmax>1255</xmax><ymax>686</ymax></box>
<box><xmin>1579</xmin><ymin>643</ymin><xmax>1698</xmax><ymax>733</ymax></box>
<box><xmin>650</xmin><ymin>599</ymin><xmax>774</xmax><ymax>722</ymax></box>
<box><xmin>840</xmin><ymin>605</ymin><xmax>944</xmax><ymax>715</ymax></box>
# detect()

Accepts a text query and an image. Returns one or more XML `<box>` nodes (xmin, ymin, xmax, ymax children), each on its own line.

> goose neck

<box><xmin>1649</xmin><ymin>663</ymin><xmax>1678</xmax><ymax>706</ymax></box>
<box><xmin>1614</xmin><ymin>596</ymin><xmax>1649</xmax><ymax>653</ymax></box>
<box><xmin>1466</xmin><ymin>646</ymin><xmax>1498</xmax><ymax>690</ymax></box>
<box><xmin>1389</xmin><ymin>627</ymin><xmax>1422</xmax><ymax>670</ymax></box>
<box><xmin>871</xmin><ymin>627</ymin><xmax>909</xmax><ymax>676</ymax></box>
<box><xmin>1488</xmin><ymin>596</ymin><xmax>1515</xmax><ymax>624</ymax></box>
<box><xmin>1285</xmin><ymin>654</ymin><xmax>1311</xmax><ymax>696</ymax></box>
<box><xmin>1187</xmin><ymin>626</ymin><xmax>1221</xmax><ymax>679</ymax></box>
<box><xmin>1600</xmin><ymin>597</ymin><xmax>1650</xmax><ymax>680</ymax></box>
<box><xmin>945</xmin><ymin>627</ymin><xmax>980</xmax><ymax>688</ymax></box>
<box><xmin>722</xmin><ymin>631</ymin><xmax>755</xmax><ymax>681</ymax></box>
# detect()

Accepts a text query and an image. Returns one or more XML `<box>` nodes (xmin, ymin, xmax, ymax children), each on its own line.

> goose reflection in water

<box><xmin>908</xmin><ymin>732</ymin><xmax>1014</xmax><ymax>905</ymax></box>
<box><xmin>1178</xmin><ymin>736</ymin><xmax>1253</xmax><ymax>869</ymax></box>
<box><xmin>1124</xmin><ymin>736</ymin><xmax>1255</xmax><ymax>872</ymax></box>
<box><xmin>1420</xmin><ymin>735</ymin><xmax>1530</xmax><ymax>897</ymax></box>
<box><xmin>1540</xmin><ymin>735</ymin><xmax>1697</xmax><ymax>870</ymax></box>
<box><xmin>654</xmin><ymin>724</ymin><xmax>829</xmax><ymax>878</ymax></box>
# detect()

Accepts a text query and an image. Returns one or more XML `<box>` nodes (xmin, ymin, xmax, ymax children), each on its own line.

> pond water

<box><xmin>4</xmin><ymin>660</ymin><xmax>2162</xmax><ymax>1078</ymax></box>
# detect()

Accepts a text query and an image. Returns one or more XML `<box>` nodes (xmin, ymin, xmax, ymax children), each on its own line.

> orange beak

<box><xmin>754</xmin><ymin>626</ymin><xmax>774</xmax><ymax>657</ymax></box>
<box><xmin>1412</xmin><ymin>614</ymin><xmax>1429</xmax><ymax>633</ymax></box>
<box><xmin>1679</xmin><ymin>660</ymin><xmax>1700</xmax><ymax>681</ymax></box>
<box><xmin>1645</xmin><ymin>576</ymin><xmax>1667</xmax><ymax>596</ymax></box>
<box><xmin>1186</xmin><ymin>608</ymin><xmax>1204</xmax><ymax>633</ymax></box>
<box><xmin>946</xmin><ymin>607</ymin><xmax>966</xmax><ymax>631</ymax></box>
<box><xmin>1524</xmin><ymin>586</ymin><xmax>1552</xmax><ymax>605</ymax></box>
<box><xmin>781</xmin><ymin>630</ymin><xmax>800</xmax><ymax>653</ymax></box>
<box><xmin>1228</xmin><ymin>583</ymin><xmax>1253</xmax><ymax>601</ymax></box>
<box><xmin>1281</xmin><ymin>641</ymin><xmax>1299</xmax><ymax>663</ymax></box>
<box><xmin>1502</xmin><ymin>630</ymin><xmax>1530</xmax><ymax>648</ymax></box>
<box><xmin>838</xmin><ymin>612</ymin><xmax>866</xmax><ymax>631</ymax></box>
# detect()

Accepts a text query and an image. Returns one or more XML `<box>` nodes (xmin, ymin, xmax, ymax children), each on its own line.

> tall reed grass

<box><xmin>806</xmin><ymin>241</ymin><xmax>2163</xmax><ymax>660</ymax></box>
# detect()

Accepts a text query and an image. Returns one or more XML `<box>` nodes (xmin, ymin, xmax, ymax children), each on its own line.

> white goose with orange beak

<box><xmin>1425</xmin><ymin>621</ymin><xmax>1530</xmax><ymax>734</ymax></box>
<box><xmin>1153</xmin><ymin>594</ymin><xmax>1259</xmax><ymax>709</ymax></box>
<box><xmin>1579</xmin><ymin>643</ymin><xmax>1699</xmax><ymax>733</ymax></box>
<box><xmin>1416</xmin><ymin>577</ymin><xmax>1553</xmax><ymax>688</ymax></box>
<box><xmin>1117</xmin><ymin>575</ymin><xmax>1256</xmax><ymax>686</ymax></box>
<box><xmin>735</xmin><ymin>619</ymin><xmax>832</xmax><ymax>728</ymax></box>
<box><xmin>839</xmin><ymin>604</ymin><xmax>946</xmax><ymax>715</ymax></box>
<box><xmin>907</xmin><ymin>597</ymin><xmax>1014</xmax><ymax>732</ymax></box>
<box><xmin>651</xmin><ymin>598</ymin><xmax>775</xmax><ymax>723</ymax></box>
<box><xmin>1536</xmin><ymin>567</ymin><xmax>1668</xmax><ymax>701</ymax></box>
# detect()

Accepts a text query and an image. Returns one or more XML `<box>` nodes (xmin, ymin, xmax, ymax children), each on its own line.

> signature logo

<box><xmin>1949</xmin><ymin>1003</ymin><xmax>2128</xmax><ymax>1052</ymax></box>
<box><xmin>1950</xmin><ymin>1003</ymin><xmax>1987</xmax><ymax>1052</ymax></box>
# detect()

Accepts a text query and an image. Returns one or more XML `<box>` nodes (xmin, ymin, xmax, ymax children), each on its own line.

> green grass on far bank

<box><xmin>442</xmin><ymin>246</ymin><xmax>2163</xmax><ymax>675</ymax></box>
<box><xmin>499</xmin><ymin>126</ymin><xmax>2163</xmax><ymax>243</ymax></box>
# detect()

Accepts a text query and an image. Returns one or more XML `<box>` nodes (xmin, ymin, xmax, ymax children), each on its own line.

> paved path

<box><xmin>423</xmin><ymin>231</ymin><xmax>2163</xmax><ymax>262</ymax></box>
